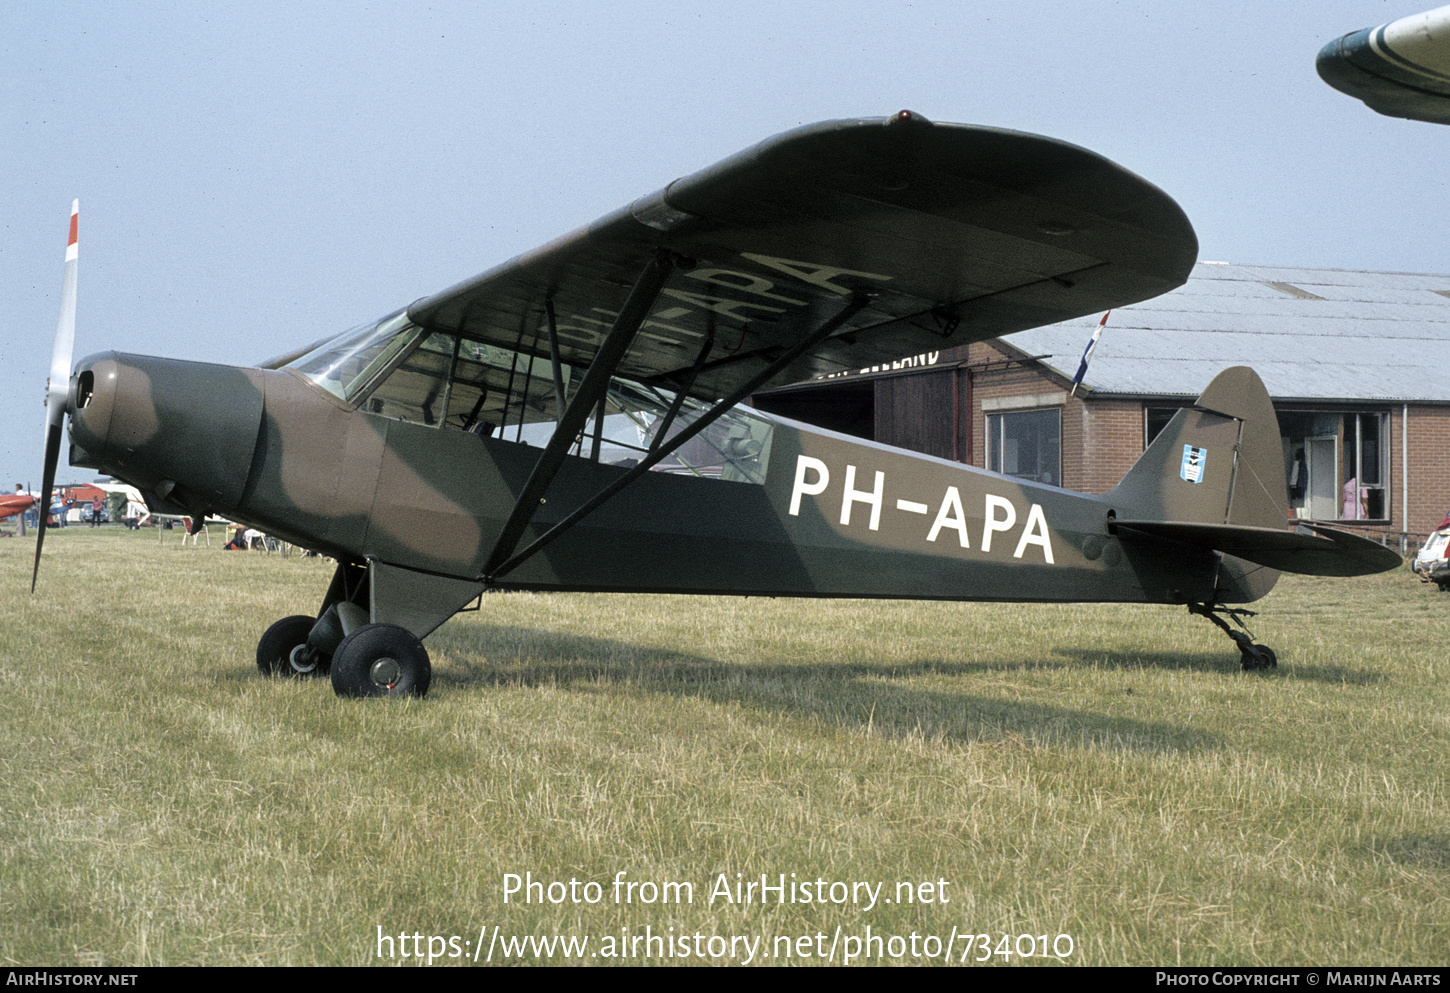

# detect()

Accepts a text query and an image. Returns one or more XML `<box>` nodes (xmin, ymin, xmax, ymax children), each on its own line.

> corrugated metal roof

<box><xmin>1001</xmin><ymin>263</ymin><xmax>1450</xmax><ymax>401</ymax></box>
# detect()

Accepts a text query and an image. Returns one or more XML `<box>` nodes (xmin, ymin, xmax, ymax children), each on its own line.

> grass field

<box><xmin>1</xmin><ymin>526</ymin><xmax>1445</xmax><ymax>966</ymax></box>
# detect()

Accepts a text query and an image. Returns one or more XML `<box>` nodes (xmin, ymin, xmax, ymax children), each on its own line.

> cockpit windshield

<box><xmin>286</xmin><ymin>310</ymin><xmax>420</xmax><ymax>402</ymax></box>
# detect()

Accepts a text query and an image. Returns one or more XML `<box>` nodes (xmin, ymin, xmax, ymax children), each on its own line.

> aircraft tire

<box><xmin>257</xmin><ymin>615</ymin><xmax>324</xmax><ymax>678</ymax></box>
<box><xmin>330</xmin><ymin>623</ymin><xmax>431</xmax><ymax>698</ymax></box>
<box><xmin>1239</xmin><ymin>643</ymin><xmax>1277</xmax><ymax>671</ymax></box>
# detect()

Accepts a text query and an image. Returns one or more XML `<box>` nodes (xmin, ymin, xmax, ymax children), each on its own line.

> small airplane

<box><xmin>0</xmin><ymin>490</ymin><xmax>36</xmax><ymax>522</ymax></box>
<box><xmin>1318</xmin><ymin>4</ymin><xmax>1450</xmax><ymax>124</ymax></box>
<box><xmin>32</xmin><ymin>112</ymin><xmax>1400</xmax><ymax>696</ymax></box>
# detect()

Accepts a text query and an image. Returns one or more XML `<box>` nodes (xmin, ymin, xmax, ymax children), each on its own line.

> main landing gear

<box><xmin>255</xmin><ymin>559</ymin><xmax>483</xmax><ymax>698</ymax></box>
<box><xmin>256</xmin><ymin>560</ymin><xmax>432</xmax><ymax>697</ymax></box>
<box><xmin>257</xmin><ymin>613</ymin><xmax>432</xmax><ymax>697</ymax></box>
<box><xmin>1189</xmin><ymin>602</ymin><xmax>1278</xmax><ymax>671</ymax></box>
<box><xmin>329</xmin><ymin>623</ymin><xmax>431</xmax><ymax>697</ymax></box>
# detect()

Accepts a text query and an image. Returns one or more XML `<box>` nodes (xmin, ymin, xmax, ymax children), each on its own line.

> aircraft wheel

<box><xmin>330</xmin><ymin>623</ymin><xmax>431</xmax><ymax>698</ymax></box>
<box><xmin>1239</xmin><ymin>643</ymin><xmax>1277</xmax><ymax>671</ymax></box>
<box><xmin>257</xmin><ymin>615</ymin><xmax>327</xmax><ymax>678</ymax></box>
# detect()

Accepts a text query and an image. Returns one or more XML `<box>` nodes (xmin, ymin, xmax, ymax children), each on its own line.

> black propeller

<box><xmin>33</xmin><ymin>200</ymin><xmax>78</xmax><ymax>593</ymax></box>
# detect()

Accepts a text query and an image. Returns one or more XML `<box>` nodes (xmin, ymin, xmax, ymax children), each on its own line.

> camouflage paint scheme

<box><xmin>52</xmin><ymin>115</ymin><xmax>1399</xmax><ymax>691</ymax></box>
<box><xmin>68</xmin><ymin>355</ymin><xmax>1372</xmax><ymax>631</ymax></box>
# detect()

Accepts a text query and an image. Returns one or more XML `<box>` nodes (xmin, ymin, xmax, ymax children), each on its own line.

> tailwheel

<box><xmin>1229</xmin><ymin>630</ymin><xmax>1278</xmax><ymax>671</ymax></box>
<box><xmin>1188</xmin><ymin>602</ymin><xmax>1277</xmax><ymax>672</ymax></box>
<box><xmin>330</xmin><ymin>623</ymin><xmax>431</xmax><ymax>698</ymax></box>
<box><xmin>1249</xmin><ymin>645</ymin><xmax>1278</xmax><ymax>669</ymax></box>
<box><xmin>257</xmin><ymin>614</ymin><xmax>330</xmax><ymax>678</ymax></box>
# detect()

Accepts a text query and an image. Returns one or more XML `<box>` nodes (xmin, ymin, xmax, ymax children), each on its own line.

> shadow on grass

<box><xmin>1049</xmin><ymin>647</ymin><xmax>1385</xmax><ymax>685</ymax></box>
<box><xmin>1374</xmin><ymin>834</ymin><xmax>1450</xmax><ymax>870</ymax></box>
<box><xmin>432</xmin><ymin>626</ymin><xmax>1222</xmax><ymax>753</ymax></box>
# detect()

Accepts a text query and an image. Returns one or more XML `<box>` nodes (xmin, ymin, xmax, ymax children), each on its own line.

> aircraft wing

<box><xmin>407</xmin><ymin>113</ymin><xmax>1197</xmax><ymax>401</ymax></box>
<box><xmin>0</xmin><ymin>495</ymin><xmax>35</xmax><ymax>521</ymax></box>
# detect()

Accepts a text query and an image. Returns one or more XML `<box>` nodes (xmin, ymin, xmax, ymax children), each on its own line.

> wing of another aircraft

<box><xmin>407</xmin><ymin>112</ymin><xmax>1198</xmax><ymax>402</ymax></box>
<box><xmin>1318</xmin><ymin>5</ymin><xmax>1450</xmax><ymax>124</ymax></box>
<box><xmin>0</xmin><ymin>494</ymin><xmax>35</xmax><ymax>521</ymax></box>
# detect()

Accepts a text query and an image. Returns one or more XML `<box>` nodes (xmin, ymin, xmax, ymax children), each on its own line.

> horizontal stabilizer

<box><xmin>1116</xmin><ymin>520</ymin><xmax>1402</xmax><ymax>577</ymax></box>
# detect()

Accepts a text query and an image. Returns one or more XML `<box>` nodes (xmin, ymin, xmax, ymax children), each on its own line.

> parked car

<box><xmin>1413</xmin><ymin>514</ymin><xmax>1450</xmax><ymax>591</ymax></box>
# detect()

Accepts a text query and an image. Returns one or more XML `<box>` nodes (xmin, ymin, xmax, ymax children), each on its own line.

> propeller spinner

<box><xmin>33</xmin><ymin>200</ymin><xmax>79</xmax><ymax>592</ymax></box>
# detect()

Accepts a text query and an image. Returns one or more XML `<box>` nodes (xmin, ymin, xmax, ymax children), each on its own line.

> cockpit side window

<box><xmin>357</xmin><ymin>332</ymin><xmax>457</xmax><ymax>425</ymax></box>
<box><xmin>292</xmin><ymin>311</ymin><xmax>773</xmax><ymax>483</ymax></box>
<box><xmin>445</xmin><ymin>341</ymin><xmax>567</xmax><ymax>436</ymax></box>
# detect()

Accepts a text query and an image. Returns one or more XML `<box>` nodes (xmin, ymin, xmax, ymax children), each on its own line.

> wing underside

<box><xmin>407</xmin><ymin>113</ymin><xmax>1198</xmax><ymax>402</ymax></box>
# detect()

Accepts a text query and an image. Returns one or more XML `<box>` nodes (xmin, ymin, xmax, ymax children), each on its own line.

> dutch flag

<box><xmin>1069</xmin><ymin>312</ymin><xmax>1109</xmax><ymax>397</ymax></box>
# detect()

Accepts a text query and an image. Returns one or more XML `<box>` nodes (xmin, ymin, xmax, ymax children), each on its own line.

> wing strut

<box><xmin>650</xmin><ymin>322</ymin><xmax>716</xmax><ymax>453</ymax></box>
<box><xmin>481</xmin><ymin>249</ymin><xmax>680</xmax><ymax>576</ymax></box>
<box><xmin>543</xmin><ymin>298</ymin><xmax>568</xmax><ymax>417</ymax></box>
<box><xmin>486</xmin><ymin>293</ymin><xmax>870</xmax><ymax>584</ymax></box>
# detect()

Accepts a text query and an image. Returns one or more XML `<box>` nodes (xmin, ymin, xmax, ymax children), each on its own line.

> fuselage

<box><xmin>67</xmin><ymin>349</ymin><xmax>1239</xmax><ymax>606</ymax></box>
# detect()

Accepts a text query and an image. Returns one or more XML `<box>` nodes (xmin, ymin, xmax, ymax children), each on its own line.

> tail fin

<box><xmin>1108</xmin><ymin>366</ymin><xmax>1285</xmax><ymax>532</ymax></box>
<box><xmin>1108</xmin><ymin>366</ymin><xmax>1400</xmax><ymax>582</ymax></box>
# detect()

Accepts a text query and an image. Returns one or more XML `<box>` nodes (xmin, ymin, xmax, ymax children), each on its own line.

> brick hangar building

<box><xmin>752</xmin><ymin>263</ymin><xmax>1450</xmax><ymax>550</ymax></box>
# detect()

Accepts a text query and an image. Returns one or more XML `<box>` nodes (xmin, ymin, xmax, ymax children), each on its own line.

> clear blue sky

<box><xmin>2</xmin><ymin>1</ymin><xmax>1444</xmax><ymax>489</ymax></box>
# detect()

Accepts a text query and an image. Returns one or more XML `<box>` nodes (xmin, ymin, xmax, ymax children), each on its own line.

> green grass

<box><xmin>1</xmin><ymin>527</ymin><xmax>1446</xmax><ymax>965</ymax></box>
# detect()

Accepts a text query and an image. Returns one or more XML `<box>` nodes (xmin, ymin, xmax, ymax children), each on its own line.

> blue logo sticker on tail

<box><xmin>1180</xmin><ymin>445</ymin><xmax>1207</xmax><ymax>483</ymax></box>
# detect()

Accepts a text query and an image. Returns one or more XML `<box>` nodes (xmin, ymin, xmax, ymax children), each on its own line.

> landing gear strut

<box><xmin>1189</xmin><ymin>602</ymin><xmax>1277</xmax><ymax>670</ymax></box>
<box><xmin>255</xmin><ymin>559</ymin><xmax>452</xmax><ymax>698</ymax></box>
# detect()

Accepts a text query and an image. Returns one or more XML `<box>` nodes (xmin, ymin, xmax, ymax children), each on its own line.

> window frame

<box><xmin>985</xmin><ymin>406</ymin><xmax>1063</xmax><ymax>488</ymax></box>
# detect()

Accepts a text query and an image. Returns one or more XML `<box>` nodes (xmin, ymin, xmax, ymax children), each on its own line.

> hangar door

<box><xmin>753</xmin><ymin>368</ymin><xmax>969</xmax><ymax>463</ymax></box>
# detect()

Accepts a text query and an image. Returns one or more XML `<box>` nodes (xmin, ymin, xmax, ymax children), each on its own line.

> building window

<box><xmin>1145</xmin><ymin>406</ymin><xmax>1190</xmax><ymax>446</ymax></box>
<box><xmin>987</xmin><ymin>408</ymin><xmax>1061</xmax><ymax>487</ymax></box>
<box><xmin>1280</xmin><ymin>411</ymin><xmax>1388</xmax><ymax>522</ymax></box>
